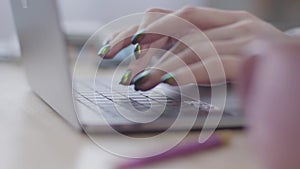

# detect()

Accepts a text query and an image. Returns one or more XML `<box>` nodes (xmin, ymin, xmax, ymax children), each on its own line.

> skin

<box><xmin>101</xmin><ymin>6</ymin><xmax>288</xmax><ymax>91</ymax></box>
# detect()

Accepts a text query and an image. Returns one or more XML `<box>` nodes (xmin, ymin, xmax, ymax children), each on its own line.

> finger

<box><xmin>155</xmin><ymin>37</ymin><xmax>247</xmax><ymax>86</ymax></box>
<box><xmin>99</xmin><ymin>25</ymin><xmax>138</xmax><ymax>58</ymax></box>
<box><xmin>100</xmin><ymin>9</ymin><xmax>171</xmax><ymax>58</ymax></box>
<box><xmin>138</xmin><ymin>8</ymin><xmax>172</xmax><ymax>29</ymax></box>
<box><xmin>131</xmin><ymin>8</ymin><xmax>172</xmax><ymax>44</ymax></box>
<box><xmin>132</xmin><ymin>55</ymin><xmax>241</xmax><ymax>91</ymax></box>
<box><xmin>132</xmin><ymin>8</ymin><xmax>175</xmax><ymax>59</ymax></box>
<box><xmin>119</xmin><ymin>37</ymin><xmax>169</xmax><ymax>85</ymax></box>
<box><xmin>132</xmin><ymin>7</ymin><xmax>253</xmax><ymax>44</ymax></box>
<box><xmin>100</xmin><ymin>8</ymin><xmax>172</xmax><ymax>58</ymax></box>
<box><xmin>131</xmin><ymin>37</ymin><xmax>249</xmax><ymax>91</ymax></box>
<box><xmin>157</xmin><ymin>31</ymin><xmax>212</xmax><ymax>63</ymax></box>
<box><xmin>103</xmin><ymin>30</ymin><xmax>122</xmax><ymax>44</ymax></box>
<box><xmin>157</xmin><ymin>41</ymin><xmax>187</xmax><ymax>63</ymax></box>
<box><xmin>131</xmin><ymin>44</ymin><xmax>199</xmax><ymax>91</ymax></box>
<box><xmin>132</xmin><ymin>48</ymin><xmax>202</xmax><ymax>91</ymax></box>
<box><xmin>162</xmin><ymin>56</ymin><xmax>241</xmax><ymax>86</ymax></box>
<box><xmin>157</xmin><ymin>37</ymin><xmax>245</xmax><ymax>70</ymax></box>
<box><xmin>95</xmin><ymin>30</ymin><xmax>122</xmax><ymax>56</ymax></box>
<box><xmin>134</xmin><ymin>36</ymin><xmax>172</xmax><ymax>60</ymax></box>
<box><xmin>204</xmin><ymin>20</ymin><xmax>254</xmax><ymax>41</ymax></box>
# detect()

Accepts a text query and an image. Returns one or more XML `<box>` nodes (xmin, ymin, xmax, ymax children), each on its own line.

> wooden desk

<box><xmin>0</xmin><ymin>61</ymin><xmax>262</xmax><ymax>169</ymax></box>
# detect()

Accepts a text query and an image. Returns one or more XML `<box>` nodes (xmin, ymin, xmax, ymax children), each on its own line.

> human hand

<box><xmin>98</xmin><ymin>7</ymin><xmax>287</xmax><ymax>91</ymax></box>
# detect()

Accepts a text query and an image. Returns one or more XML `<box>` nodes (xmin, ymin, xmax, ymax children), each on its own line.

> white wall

<box><xmin>58</xmin><ymin>0</ymin><xmax>205</xmax><ymax>24</ymax></box>
<box><xmin>57</xmin><ymin>0</ymin><xmax>206</xmax><ymax>42</ymax></box>
<box><xmin>0</xmin><ymin>0</ymin><xmax>206</xmax><ymax>58</ymax></box>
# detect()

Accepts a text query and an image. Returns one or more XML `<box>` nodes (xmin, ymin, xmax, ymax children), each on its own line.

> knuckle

<box><xmin>236</xmin><ymin>20</ymin><xmax>255</xmax><ymax>32</ymax></box>
<box><xmin>145</xmin><ymin>8</ymin><xmax>162</xmax><ymax>13</ymax></box>
<box><xmin>145</xmin><ymin>8</ymin><xmax>172</xmax><ymax>14</ymax></box>
<box><xmin>235</xmin><ymin>10</ymin><xmax>254</xmax><ymax>19</ymax></box>
<box><xmin>178</xmin><ymin>6</ymin><xmax>198</xmax><ymax>16</ymax></box>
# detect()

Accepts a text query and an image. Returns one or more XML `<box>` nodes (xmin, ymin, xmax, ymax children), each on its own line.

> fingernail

<box><xmin>161</xmin><ymin>73</ymin><xmax>176</xmax><ymax>85</ymax></box>
<box><xmin>119</xmin><ymin>71</ymin><xmax>132</xmax><ymax>85</ymax></box>
<box><xmin>134</xmin><ymin>44</ymin><xmax>142</xmax><ymax>59</ymax></box>
<box><xmin>97</xmin><ymin>44</ymin><xmax>110</xmax><ymax>57</ymax></box>
<box><xmin>131</xmin><ymin>29</ymin><xmax>146</xmax><ymax>44</ymax></box>
<box><xmin>132</xmin><ymin>70</ymin><xmax>150</xmax><ymax>85</ymax></box>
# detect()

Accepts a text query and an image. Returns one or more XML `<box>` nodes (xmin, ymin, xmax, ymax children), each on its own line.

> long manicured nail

<box><xmin>134</xmin><ymin>44</ymin><xmax>142</xmax><ymax>59</ymax></box>
<box><xmin>131</xmin><ymin>29</ymin><xmax>146</xmax><ymax>44</ymax></box>
<box><xmin>97</xmin><ymin>44</ymin><xmax>110</xmax><ymax>57</ymax></box>
<box><xmin>132</xmin><ymin>70</ymin><xmax>151</xmax><ymax>85</ymax></box>
<box><xmin>119</xmin><ymin>71</ymin><xmax>132</xmax><ymax>85</ymax></box>
<box><xmin>161</xmin><ymin>73</ymin><xmax>176</xmax><ymax>85</ymax></box>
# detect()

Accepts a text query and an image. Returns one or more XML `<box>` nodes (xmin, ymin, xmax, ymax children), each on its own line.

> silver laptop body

<box><xmin>10</xmin><ymin>0</ymin><xmax>244</xmax><ymax>133</ymax></box>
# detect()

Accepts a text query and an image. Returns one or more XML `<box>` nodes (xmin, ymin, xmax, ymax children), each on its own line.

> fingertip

<box><xmin>160</xmin><ymin>73</ymin><xmax>178</xmax><ymax>86</ymax></box>
<box><xmin>134</xmin><ymin>44</ymin><xmax>142</xmax><ymax>59</ymax></box>
<box><xmin>133</xmin><ymin>71</ymin><xmax>152</xmax><ymax>91</ymax></box>
<box><xmin>134</xmin><ymin>81</ymin><xmax>157</xmax><ymax>91</ymax></box>
<box><xmin>102</xmin><ymin>42</ymin><xmax>131</xmax><ymax>59</ymax></box>
<box><xmin>104</xmin><ymin>25</ymin><xmax>139</xmax><ymax>58</ymax></box>
<box><xmin>131</xmin><ymin>29</ymin><xmax>165</xmax><ymax>45</ymax></box>
<box><xmin>119</xmin><ymin>71</ymin><xmax>133</xmax><ymax>85</ymax></box>
<box><xmin>132</xmin><ymin>70</ymin><xmax>151</xmax><ymax>84</ymax></box>
<box><xmin>133</xmin><ymin>69</ymin><xmax>163</xmax><ymax>91</ymax></box>
<box><xmin>97</xmin><ymin>44</ymin><xmax>111</xmax><ymax>57</ymax></box>
<box><xmin>131</xmin><ymin>29</ymin><xmax>146</xmax><ymax>44</ymax></box>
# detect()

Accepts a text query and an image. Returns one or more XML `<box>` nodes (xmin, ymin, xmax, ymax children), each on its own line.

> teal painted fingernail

<box><xmin>161</xmin><ymin>73</ymin><xmax>176</xmax><ymax>85</ymax></box>
<box><xmin>119</xmin><ymin>71</ymin><xmax>132</xmax><ymax>85</ymax></box>
<box><xmin>97</xmin><ymin>44</ymin><xmax>110</xmax><ymax>57</ymax></box>
<box><xmin>132</xmin><ymin>70</ymin><xmax>150</xmax><ymax>85</ymax></box>
<box><xmin>131</xmin><ymin>29</ymin><xmax>146</xmax><ymax>44</ymax></box>
<box><xmin>134</xmin><ymin>44</ymin><xmax>142</xmax><ymax>59</ymax></box>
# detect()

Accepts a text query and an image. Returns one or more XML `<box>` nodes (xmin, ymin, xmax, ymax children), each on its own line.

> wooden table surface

<box><xmin>0</xmin><ymin>61</ymin><xmax>262</xmax><ymax>169</ymax></box>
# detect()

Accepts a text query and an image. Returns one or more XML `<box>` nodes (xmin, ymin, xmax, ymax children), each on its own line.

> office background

<box><xmin>0</xmin><ymin>0</ymin><xmax>299</xmax><ymax>59</ymax></box>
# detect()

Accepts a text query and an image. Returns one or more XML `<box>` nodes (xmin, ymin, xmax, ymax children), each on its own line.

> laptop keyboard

<box><xmin>74</xmin><ymin>80</ymin><xmax>221</xmax><ymax>120</ymax></box>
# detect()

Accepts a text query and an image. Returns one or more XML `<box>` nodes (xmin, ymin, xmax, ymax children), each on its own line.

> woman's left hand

<box><xmin>99</xmin><ymin>7</ymin><xmax>287</xmax><ymax>91</ymax></box>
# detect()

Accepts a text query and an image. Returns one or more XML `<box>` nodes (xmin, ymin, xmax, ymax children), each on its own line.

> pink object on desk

<box><xmin>240</xmin><ymin>37</ymin><xmax>300</xmax><ymax>169</ymax></box>
<box><xmin>116</xmin><ymin>132</ymin><xmax>231</xmax><ymax>169</ymax></box>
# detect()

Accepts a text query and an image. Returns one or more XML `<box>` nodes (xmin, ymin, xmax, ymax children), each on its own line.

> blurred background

<box><xmin>0</xmin><ymin>0</ymin><xmax>299</xmax><ymax>60</ymax></box>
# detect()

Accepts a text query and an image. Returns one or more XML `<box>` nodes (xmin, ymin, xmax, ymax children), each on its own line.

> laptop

<box><xmin>10</xmin><ymin>0</ymin><xmax>244</xmax><ymax>133</ymax></box>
